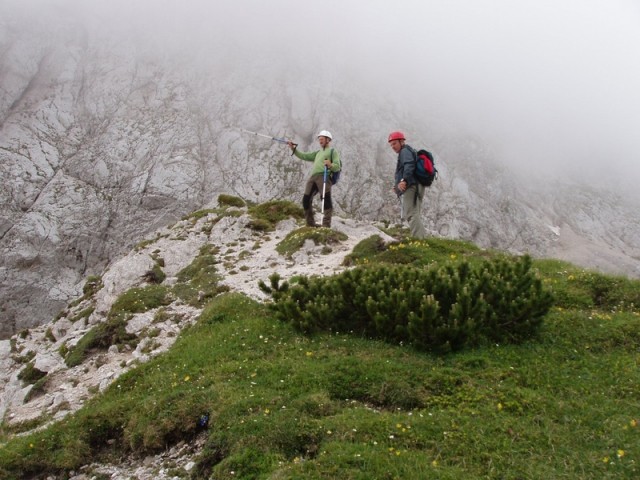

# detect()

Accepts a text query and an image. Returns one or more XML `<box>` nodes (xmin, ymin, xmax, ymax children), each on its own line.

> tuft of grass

<box><xmin>17</xmin><ymin>362</ymin><xmax>47</xmax><ymax>385</ymax></box>
<box><xmin>182</xmin><ymin>209</ymin><xmax>219</xmax><ymax>221</ymax></box>
<box><xmin>134</xmin><ymin>235</ymin><xmax>167</xmax><ymax>252</ymax></box>
<box><xmin>69</xmin><ymin>306</ymin><xmax>95</xmax><ymax>323</ymax></box>
<box><xmin>172</xmin><ymin>244</ymin><xmax>229</xmax><ymax>307</ymax></box>
<box><xmin>109</xmin><ymin>285</ymin><xmax>172</xmax><ymax>317</ymax></box>
<box><xmin>44</xmin><ymin>327</ymin><xmax>56</xmax><ymax>342</ymax></box>
<box><xmin>64</xmin><ymin>316</ymin><xmax>139</xmax><ymax>368</ymax></box>
<box><xmin>342</xmin><ymin>234</ymin><xmax>387</xmax><ymax>266</ymax></box>
<box><xmin>143</xmin><ymin>264</ymin><xmax>166</xmax><ymax>284</ymax></box>
<box><xmin>24</xmin><ymin>376</ymin><xmax>49</xmax><ymax>403</ymax></box>
<box><xmin>247</xmin><ymin>200</ymin><xmax>304</xmax><ymax>231</ymax></box>
<box><xmin>276</xmin><ymin>227</ymin><xmax>348</xmax><ymax>258</ymax></box>
<box><xmin>218</xmin><ymin>194</ymin><xmax>246</xmax><ymax>208</ymax></box>
<box><xmin>82</xmin><ymin>276</ymin><xmax>103</xmax><ymax>297</ymax></box>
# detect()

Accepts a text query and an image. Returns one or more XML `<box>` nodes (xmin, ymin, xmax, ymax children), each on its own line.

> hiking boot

<box><xmin>304</xmin><ymin>209</ymin><xmax>318</xmax><ymax>227</ymax></box>
<box><xmin>322</xmin><ymin>209</ymin><xmax>332</xmax><ymax>228</ymax></box>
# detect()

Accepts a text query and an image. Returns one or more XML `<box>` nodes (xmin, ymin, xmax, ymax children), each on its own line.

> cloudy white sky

<box><xmin>6</xmin><ymin>0</ymin><xmax>640</xmax><ymax>186</ymax></box>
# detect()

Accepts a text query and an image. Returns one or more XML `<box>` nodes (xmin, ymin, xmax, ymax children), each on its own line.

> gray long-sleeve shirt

<box><xmin>395</xmin><ymin>145</ymin><xmax>417</xmax><ymax>186</ymax></box>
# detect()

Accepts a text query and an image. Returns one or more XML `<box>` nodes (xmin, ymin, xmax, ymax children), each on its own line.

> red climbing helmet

<box><xmin>388</xmin><ymin>131</ymin><xmax>405</xmax><ymax>142</ymax></box>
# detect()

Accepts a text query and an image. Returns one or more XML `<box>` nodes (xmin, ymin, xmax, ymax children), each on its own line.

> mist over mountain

<box><xmin>1</xmin><ymin>1</ymin><xmax>639</xmax><ymax>338</ymax></box>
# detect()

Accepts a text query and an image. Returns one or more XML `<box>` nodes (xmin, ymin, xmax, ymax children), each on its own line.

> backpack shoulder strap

<box><xmin>330</xmin><ymin>148</ymin><xmax>340</xmax><ymax>168</ymax></box>
<box><xmin>403</xmin><ymin>145</ymin><xmax>418</xmax><ymax>162</ymax></box>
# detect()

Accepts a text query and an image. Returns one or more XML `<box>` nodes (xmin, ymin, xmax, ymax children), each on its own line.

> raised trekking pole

<box><xmin>321</xmin><ymin>165</ymin><xmax>328</xmax><ymax>214</ymax></box>
<box><xmin>241</xmin><ymin>129</ymin><xmax>297</xmax><ymax>153</ymax></box>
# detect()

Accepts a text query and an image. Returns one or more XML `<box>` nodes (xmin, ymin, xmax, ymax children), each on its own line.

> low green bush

<box><xmin>260</xmin><ymin>255</ymin><xmax>553</xmax><ymax>352</ymax></box>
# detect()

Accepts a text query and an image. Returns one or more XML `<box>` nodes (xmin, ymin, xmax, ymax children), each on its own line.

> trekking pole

<box><xmin>241</xmin><ymin>129</ymin><xmax>296</xmax><ymax>147</ymax></box>
<box><xmin>321</xmin><ymin>165</ymin><xmax>328</xmax><ymax>214</ymax></box>
<box><xmin>394</xmin><ymin>180</ymin><xmax>404</xmax><ymax>222</ymax></box>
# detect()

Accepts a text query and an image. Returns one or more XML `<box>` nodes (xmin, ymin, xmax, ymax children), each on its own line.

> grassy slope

<box><xmin>1</xmin><ymin>236</ymin><xmax>639</xmax><ymax>479</ymax></box>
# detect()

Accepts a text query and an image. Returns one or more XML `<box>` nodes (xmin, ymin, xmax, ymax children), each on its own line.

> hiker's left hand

<box><xmin>324</xmin><ymin>160</ymin><xmax>332</xmax><ymax>167</ymax></box>
<box><xmin>398</xmin><ymin>180</ymin><xmax>407</xmax><ymax>192</ymax></box>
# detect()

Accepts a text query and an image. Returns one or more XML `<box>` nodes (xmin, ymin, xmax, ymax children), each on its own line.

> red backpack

<box><xmin>414</xmin><ymin>149</ymin><xmax>437</xmax><ymax>186</ymax></box>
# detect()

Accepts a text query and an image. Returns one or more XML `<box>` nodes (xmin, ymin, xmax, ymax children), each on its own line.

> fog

<box><xmin>6</xmin><ymin>0</ymin><xmax>640</xmax><ymax>189</ymax></box>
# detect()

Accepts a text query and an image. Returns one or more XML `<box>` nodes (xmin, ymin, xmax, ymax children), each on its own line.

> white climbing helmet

<box><xmin>317</xmin><ymin>130</ymin><xmax>332</xmax><ymax>140</ymax></box>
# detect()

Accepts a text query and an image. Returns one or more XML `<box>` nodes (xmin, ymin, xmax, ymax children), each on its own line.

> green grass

<box><xmin>276</xmin><ymin>227</ymin><xmax>348</xmax><ymax>258</ymax></box>
<box><xmin>347</xmin><ymin>235</ymin><xmax>499</xmax><ymax>269</ymax></box>
<box><xmin>1</xmin><ymin>239</ymin><xmax>639</xmax><ymax>479</ymax></box>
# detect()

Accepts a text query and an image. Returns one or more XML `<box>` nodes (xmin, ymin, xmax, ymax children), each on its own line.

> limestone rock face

<box><xmin>1</xmin><ymin>5</ymin><xmax>639</xmax><ymax>337</ymax></box>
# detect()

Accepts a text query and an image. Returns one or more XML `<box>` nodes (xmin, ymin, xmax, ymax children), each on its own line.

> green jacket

<box><xmin>294</xmin><ymin>146</ymin><xmax>341</xmax><ymax>176</ymax></box>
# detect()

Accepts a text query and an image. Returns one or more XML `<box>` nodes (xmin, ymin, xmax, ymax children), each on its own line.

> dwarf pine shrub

<box><xmin>259</xmin><ymin>255</ymin><xmax>553</xmax><ymax>352</ymax></box>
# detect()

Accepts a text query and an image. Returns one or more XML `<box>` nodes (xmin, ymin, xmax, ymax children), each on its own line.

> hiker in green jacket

<box><xmin>288</xmin><ymin>130</ymin><xmax>341</xmax><ymax>228</ymax></box>
<box><xmin>389</xmin><ymin>130</ymin><xmax>427</xmax><ymax>239</ymax></box>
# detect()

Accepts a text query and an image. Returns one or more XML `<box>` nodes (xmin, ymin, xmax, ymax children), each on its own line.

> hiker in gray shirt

<box><xmin>389</xmin><ymin>130</ymin><xmax>427</xmax><ymax>239</ymax></box>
